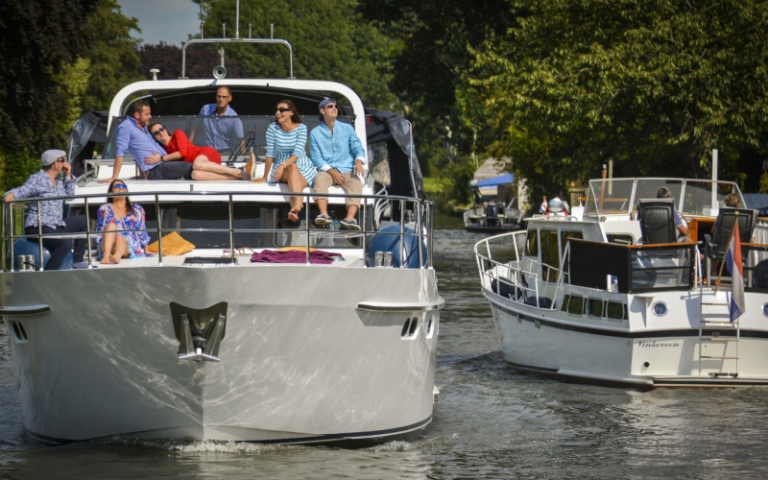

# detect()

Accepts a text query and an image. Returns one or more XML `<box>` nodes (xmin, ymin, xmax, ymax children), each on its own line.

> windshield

<box><xmin>586</xmin><ymin>178</ymin><xmax>743</xmax><ymax>216</ymax></box>
<box><xmin>585</xmin><ymin>179</ymin><xmax>634</xmax><ymax>215</ymax></box>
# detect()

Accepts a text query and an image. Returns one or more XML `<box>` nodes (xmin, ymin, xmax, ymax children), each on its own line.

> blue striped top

<box><xmin>266</xmin><ymin>122</ymin><xmax>316</xmax><ymax>186</ymax></box>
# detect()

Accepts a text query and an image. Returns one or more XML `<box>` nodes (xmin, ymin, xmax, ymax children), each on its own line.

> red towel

<box><xmin>250</xmin><ymin>249</ymin><xmax>342</xmax><ymax>264</ymax></box>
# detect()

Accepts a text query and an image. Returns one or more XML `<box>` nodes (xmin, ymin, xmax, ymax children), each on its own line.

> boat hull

<box><xmin>487</xmin><ymin>293</ymin><xmax>768</xmax><ymax>389</ymax></box>
<box><xmin>2</xmin><ymin>265</ymin><xmax>440</xmax><ymax>443</ymax></box>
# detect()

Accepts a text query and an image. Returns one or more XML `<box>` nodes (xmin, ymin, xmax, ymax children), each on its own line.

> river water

<box><xmin>2</xmin><ymin>218</ymin><xmax>768</xmax><ymax>479</ymax></box>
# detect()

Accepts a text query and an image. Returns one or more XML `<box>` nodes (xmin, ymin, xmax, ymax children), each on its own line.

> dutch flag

<box><xmin>725</xmin><ymin>222</ymin><xmax>745</xmax><ymax>322</ymax></box>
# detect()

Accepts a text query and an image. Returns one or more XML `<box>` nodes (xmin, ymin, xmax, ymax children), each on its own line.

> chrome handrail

<box><xmin>2</xmin><ymin>189</ymin><xmax>433</xmax><ymax>272</ymax></box>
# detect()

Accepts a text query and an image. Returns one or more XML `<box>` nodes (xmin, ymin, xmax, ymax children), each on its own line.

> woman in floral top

<box><xmin>96</xmin><ymin>180</ymin><xmax>150</xmax><ymax>264</ymax></box>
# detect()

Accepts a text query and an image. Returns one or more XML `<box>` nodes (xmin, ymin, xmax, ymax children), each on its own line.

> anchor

<box><xmin>170</xmin><ymin>302</ymin><xmax>227</xmax><ymax>362</ymax></box>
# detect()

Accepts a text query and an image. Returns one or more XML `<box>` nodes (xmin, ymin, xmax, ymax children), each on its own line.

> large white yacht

<box><xmin>1</xmin><ymin>37</ymin><xmax>442</xmax><ymax>444</ymax></box>
<box><xmin>475</xmin><ymin>177</ymin><xmax>768</xmax><ymax>388</ymax></box>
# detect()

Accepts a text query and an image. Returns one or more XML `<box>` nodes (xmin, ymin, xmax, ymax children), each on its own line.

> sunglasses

<box><xmin>276</xmin><ymin>107</ymin><xmax>291</xmax><ymax>113</ymax></box>
<box><xmin>324</xmin><ymin>104</ymin><xmax>338</xmax><ymax>110</ymax></box>
<box><xmin>55</xmin><ymin>158</ymin><xmax>66</xmax><ymax>163</ymax></box>
<box><xmin>112</xmin><ymin>184</ymin><xmax>128</xmax><ymax>191</ymax></box>
<box><xmin>151</xmin><ymin>126</ymin><xmax>165</xmax><ymax>137</ymax></box>
<box><xmin>216</xmin><ymin>95</ymin><xmax>230</xmax><ymax>99</ymax></box>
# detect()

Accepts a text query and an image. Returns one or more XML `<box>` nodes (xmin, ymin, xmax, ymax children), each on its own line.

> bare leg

<box><xmin>345</xmin><ymin>205</ymin><xmax>359</xmax><ymax>221</ymax></box>
<box><xmin>191</xmin><ymin>170</ymin><xmax>239</xmax><ymax>181</ymax></box>
<box><xmin>110</xmin><ymin>233</ymin><xmax>129</xmax><ymax>264</ymax></box>
<box><xmin>279</xmin><ymin>165</ymin><xmax>308</xmax><ymax>221</ymax></box>
<box><xmin>100</xmin><ymin>223</ymin><xmax>117</xmax><ymax>264</ymax></box>
<box><xmin>192</xmin><ymin>155</ymin><xmax>248</xmax><ymax>179</ymax></box>
<box><xmin>316</xmin><ymin>199</ymin><xmax>329</xmax><ymax>216</ymax></box>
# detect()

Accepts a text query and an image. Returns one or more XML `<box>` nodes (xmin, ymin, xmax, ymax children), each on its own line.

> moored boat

<box><xmin>475</xmin><ymin>177</ymin><xmax>768</xmax><ymax>388</ymax></box>
<box><xmin>464</xmin><ymin>174</ymin><xmax>523</xmax><ymax>233</ymax></box>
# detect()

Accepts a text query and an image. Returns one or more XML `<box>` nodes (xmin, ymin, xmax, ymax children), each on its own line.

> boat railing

<box><xmin>2</xmin><ymin>190</ymin><xmax>434</xmax><ymax>272</ymax></box>
<box><xmin>474</xmin><ymin>231</ymin><xmax>556</xmax><ymax>310</ymax></box>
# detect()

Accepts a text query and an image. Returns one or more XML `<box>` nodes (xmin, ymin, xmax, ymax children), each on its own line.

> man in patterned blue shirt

<box><xmin>310</xmin><ymin>97</ymin><xmax>367</xmax><ymax>230</ymax></box>
<box><xmin>4</xmin><ymin>150</ymin><xmax>87</xmax><ymax>269</ymax></box>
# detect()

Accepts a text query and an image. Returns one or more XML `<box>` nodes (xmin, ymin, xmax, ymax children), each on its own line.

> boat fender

<box><xmin>9</xmin><ymin>239</ymin><xmax>73</xmax><ymax>271</ymax></box>
<box><xmin>366</xmin><ymin>225</ymin><xmax>427</xmax><ymax>268</ymax></box>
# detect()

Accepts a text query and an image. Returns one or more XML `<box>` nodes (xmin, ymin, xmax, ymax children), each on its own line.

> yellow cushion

<box><xmin>147</xmin><ymin>231</ymin><xmax>195</xmax><ymax>255</ymax></box>
<box><xmin>277</xmin><ymin>246</ymin><xmax>318</xmax><ymax>253</ymax></box>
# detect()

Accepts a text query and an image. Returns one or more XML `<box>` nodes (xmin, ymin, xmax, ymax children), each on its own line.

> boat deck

<box><xmin>86</xmin><ymin>247</ymin><xmax>366</xmax><ymax>269</ymax></box>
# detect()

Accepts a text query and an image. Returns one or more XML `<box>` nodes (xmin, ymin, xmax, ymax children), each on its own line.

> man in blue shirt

<box><xmin>309</xmin><ymin>97</ymin><xmax>367</xmax><ymax>230</ymax></box>
<box><xmin>105</xmin><ymin>101</ymin><xmax>193</xmax><ymax>183</ymax></box>
<box><xmin>4</xmin><ymin>150</ymin><xmax>88</xmax><ymax>269</ymax></box>
<box><xmin>193</xmin><ymin>86</ymin><xmax>244</xmax><ymax>152</ymax></box>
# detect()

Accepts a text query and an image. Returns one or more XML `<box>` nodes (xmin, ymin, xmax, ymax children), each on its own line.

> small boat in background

<box><xmin>464</xmin><ymin>174</ymin><xmax>523</xmax><ymax>233</ymax></box>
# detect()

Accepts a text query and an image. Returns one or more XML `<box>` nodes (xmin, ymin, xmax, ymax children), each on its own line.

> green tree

<box><xmin>357</xmin><ymin>0</ymin><xmax>517</xmax><ymax>193</ymax></box>
<box><xmin>193</xmin><ymin>0</ymin><xmax>397</xmax><ymax>108</ymax></box>
<box><xmin>463</xmin><ymin>0</ymin><xmax>768</xmax><ymax>201</ymax></box>
<box><xmin>80</xmin><ymin>0</ymin><xmax>142</xmax><ymax>113</ymax></box>
<box><xmin>0</xmin><ymin>0</ymin><xmax>101</xmax><ymax>189</ymax></box>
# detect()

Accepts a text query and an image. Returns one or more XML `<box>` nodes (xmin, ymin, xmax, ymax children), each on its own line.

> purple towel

<box><xmin>250</xmin><ymin>249</ymin><xmax>342</xmax><ymax>264</ymax></box>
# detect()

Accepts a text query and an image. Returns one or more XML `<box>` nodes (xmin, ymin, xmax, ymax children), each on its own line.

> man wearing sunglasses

<box><xmin>309</xmin><ymin>97</ymin><xmax>367</xmax><ymax>230</ymax></box>
<box><xmin>4</xmin><ymin>150</ymin><xmax>88</xmax><ymax>269</ymax></box>
<box><xmin>192</xmin><ymin>86</ymin><xmax>244</xmax><ymax>153</ymax></box>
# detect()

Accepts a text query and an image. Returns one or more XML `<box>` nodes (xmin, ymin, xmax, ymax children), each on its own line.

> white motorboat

<box><xmin>475</xmin><ymin>177</ymin><xmax>768</xmax><ymax>388</ymax></box>
<box><xmin>1</xmin><ymin>36</ymin><xmax>442</xmax><ymax>444</ymax></box>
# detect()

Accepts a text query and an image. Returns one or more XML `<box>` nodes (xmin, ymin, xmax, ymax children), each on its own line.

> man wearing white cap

<box><xmin>4</xmin><ymin>150</ymin><xmax>88</xmax><ymax>269</ymax></box>
<box><xmin>310</xmin><ymin>97</ymin><xmax>367</xmax><ymax>230</ymax></box>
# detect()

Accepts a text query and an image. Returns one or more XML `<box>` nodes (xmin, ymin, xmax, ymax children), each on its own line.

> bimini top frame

<box><xmin>107</xmin><ymin>79</ymin><xmax>368</xmax><ymax>153</ymax></box>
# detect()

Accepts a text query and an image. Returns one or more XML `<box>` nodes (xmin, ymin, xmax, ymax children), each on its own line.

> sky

<box><xmin>117</xmin><ymin>0</ymin><xmax>201</xmax><ymax>46</ymax></box>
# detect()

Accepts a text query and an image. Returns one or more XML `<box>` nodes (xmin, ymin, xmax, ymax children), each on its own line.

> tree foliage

<box><xmin>357</xmin><ymin>0</ymin><xmax>516</xmax><ymax>187</ymax></box>
<box><xmin>194</xmin><ymin>0</ymin><xmax>397</xmax><ymax>109</ymax></box>
<box><xmin>464</xmin><ymin>0</ymin><xmax>768</xmax><ymax>201</ymax></box>
<box><xmin>80</xmin><ymin>0</ymin><xmax>142</xmax><ymax>113</ymax></box>
<box><xmin>0</xmin><ymin>0</ymin><xmax>99</xmax><ymax>152</ymax></box>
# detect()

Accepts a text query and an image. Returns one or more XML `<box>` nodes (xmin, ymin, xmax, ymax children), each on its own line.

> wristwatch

<box><xmin>160</xmin><ymin>155</ymin><xmax>165</xmax><ymax>162</ymax></box>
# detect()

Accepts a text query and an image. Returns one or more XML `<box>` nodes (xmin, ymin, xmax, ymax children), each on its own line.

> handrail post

<box><xmin>362</xmin><ymin>194</ymin><xmax>367</xmax><ymax>267</ymax></box>
<box><xmin>417</xmin><ymin>199</ymin><xmax>423</xmax><ymax>269</ymax></box>
<box><xmin>428</xmin><ymin>202</ymin><xmax>433</xmax><ymax>268</ymax></box>
<box><xmin>84</xmin><ymin>196</ymin><xmax>92</xmax><ymax>267</ymax></box>
<box><xmin>8</xmin><ymin>203</ymin><xmax>14</xmax><ymax>272</ymax></box>
<box><xmin>2</xmin><ymin>203</ymin><xmax>7</xmax><ymax>272</ymax></box>
<box><xmin>37</xmin><ymin>201</ymin><xmax>44</xmax><ymax>271</ymax></box>
<box><xmin>155</xmin><ymin>194</ymin><xmax>163</xmax><ymax>266</ymax></box>
<box><xmin>400</xmin><ymin>199</ymin><xmax>405</xmax><ymax>268</ymax></box>
<box><xmin>228</xmin><ymin>194</ymin><xmax>235</xmax><ymax>263</ymax></box>
<box><xmin>305</xmin><ymin>191</ymin><xmax>310</xmax><ymax>265</ymax></box>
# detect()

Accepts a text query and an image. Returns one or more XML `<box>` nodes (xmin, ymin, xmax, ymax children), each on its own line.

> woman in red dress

<box><xmin>145</xmin><ymin>124</ymin><xmax>249</xmax><ymax>180</ymax></box>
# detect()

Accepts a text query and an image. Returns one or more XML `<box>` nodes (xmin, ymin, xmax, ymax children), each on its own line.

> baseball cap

<box><xmin>41</xmin><ymin>149</ymin><xmax>67</xmax><ymax>167</ymax></box>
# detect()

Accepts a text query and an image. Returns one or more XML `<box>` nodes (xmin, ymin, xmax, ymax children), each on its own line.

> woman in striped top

<box><xmin>253</xmin><ymin>100</ymin><xmax>317</xmax><ymax>221</ymax></box>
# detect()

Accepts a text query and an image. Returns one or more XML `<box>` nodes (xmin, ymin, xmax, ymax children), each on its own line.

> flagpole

<box><xmin>715</xmin><ymin>211</ymin><xmax>740</xmax><ymax>293</ymax></box>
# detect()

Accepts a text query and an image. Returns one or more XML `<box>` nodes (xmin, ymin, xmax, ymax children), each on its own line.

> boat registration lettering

<box><xmin>636</xmin><ymin>341</ymin><xmax>679</xmax><ymax>348</ymax></box>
